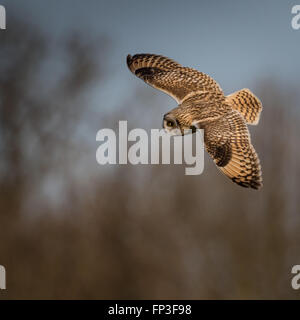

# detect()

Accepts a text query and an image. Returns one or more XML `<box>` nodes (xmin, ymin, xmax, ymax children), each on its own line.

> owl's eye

<box><xmin>167</xmin><ymin>121</ymin><xmax>174</xmax><ymax>127</ymax></box>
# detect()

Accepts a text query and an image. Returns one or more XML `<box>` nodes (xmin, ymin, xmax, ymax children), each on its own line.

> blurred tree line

<box><xmin>0</xmin><ymin>19</ymin><xmax>300</xmax><ymax>299</ymax></box>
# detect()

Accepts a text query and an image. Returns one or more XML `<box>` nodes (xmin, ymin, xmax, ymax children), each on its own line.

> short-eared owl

<box><xmin>127</xmin><ymin>53</ymin><xmax>263</xmax><ymax>189</ymax></box>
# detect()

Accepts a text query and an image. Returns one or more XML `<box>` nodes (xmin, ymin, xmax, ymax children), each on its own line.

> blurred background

<box><xmin>0</xmin><ymin>0</ymin><xmax>300</xmax><ymax>299</ymax></box>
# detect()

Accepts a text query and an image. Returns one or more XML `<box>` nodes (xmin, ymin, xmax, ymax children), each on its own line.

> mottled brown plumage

<box><xmin>127</xmin><ymin>53</ymin><xmax>263</xmax><ymax>189</ymax></box>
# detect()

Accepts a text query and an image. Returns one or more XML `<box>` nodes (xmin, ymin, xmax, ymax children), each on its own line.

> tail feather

<box><xmin>226</xmin><ymin>89</ymin><xmax>262</xmax><ymax>125</ymax></box>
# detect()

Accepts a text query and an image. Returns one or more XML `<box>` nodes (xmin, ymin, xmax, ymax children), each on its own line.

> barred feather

<box><xmin>127</xmin><ymin>53</ymin><xmax>224</xmax><ymax>103</ymax></box>
<box><xmin>127</xmin><ymin>54</ymin><xmax>263</xmax><ymax>189</ymax></box>
<box><xmin>226</xmin><ymin>89</ymin><xmax>262</xmax><ymax>125</ymax></box>
<box><xmin>204</xmin><ymin>110</ymin><xmax>262</xmax><ymax>189</ymax></box>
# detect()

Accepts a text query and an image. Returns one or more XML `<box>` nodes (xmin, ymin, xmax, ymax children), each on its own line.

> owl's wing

<box><xmin>127</xmin><ymin>53</ymin><xmax>224</xmax><ymax>104</ymax></box>
<box><xmin>204</xmin><ymin>110</ymin><xmax>262</xmax><ymax>189</ymax></box>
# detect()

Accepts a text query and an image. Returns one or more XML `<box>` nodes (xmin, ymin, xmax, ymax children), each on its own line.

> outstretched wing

<box><xmin>127</xmin><ymin>53</ymin><xmax>224</xmax><ymax>104</ymax></box>
<box><xmin>204</xmin><ymin>110</ymin><xmax>262</xmax><ymax>189</ymax></box>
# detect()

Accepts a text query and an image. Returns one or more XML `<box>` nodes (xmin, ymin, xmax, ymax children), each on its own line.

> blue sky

<box><xmin>2</xmin><ymin>0</ymin><xmax>300</xmax><ymax>110</ymax></box>
<box><xmin>1</xmin><ymin>0</ymin><xmax>299</xmax><ymax>206</ymax></box>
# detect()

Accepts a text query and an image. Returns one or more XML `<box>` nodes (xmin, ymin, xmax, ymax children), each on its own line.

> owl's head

<box><xmin>163</xmin><ymin>113</ymin><xmax>182</xmax><ymax>135</ymax></box>
<box><xmin>163</xmin><ymin>111</ymin><xmax>199</xmax><ymax>136</ymax></box>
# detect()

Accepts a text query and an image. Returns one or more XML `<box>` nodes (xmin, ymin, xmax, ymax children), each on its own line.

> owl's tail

<box><xmin>226</xmin><ymin>89</ymin><xmax>262</xmax><ymax>125</ymax></box>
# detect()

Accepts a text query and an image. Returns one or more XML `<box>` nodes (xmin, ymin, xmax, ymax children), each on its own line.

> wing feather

<box><xmin>204</xmin><ymin>110</ymin><xmax>262</xmax><ymax>189</ymax></box>
<box><xmin>127</xmin><ymin>53</ymin><xmax>224</xmax><ymax>103</ymax></box>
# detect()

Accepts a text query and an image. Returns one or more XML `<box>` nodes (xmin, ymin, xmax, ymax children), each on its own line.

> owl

<box><xmin>127</xmin><ymin>53</ymin><xmax>262</xmax><ymax>189</ymax></box>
